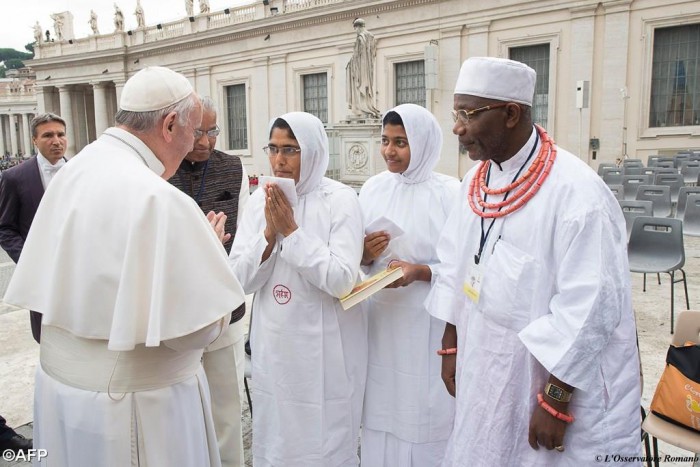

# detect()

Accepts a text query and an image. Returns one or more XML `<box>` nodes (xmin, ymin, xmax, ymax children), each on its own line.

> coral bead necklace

<box><xmin>468</xmin><ymin>125</ymin><xmax>557</xmax><ymax>219</ymax></box>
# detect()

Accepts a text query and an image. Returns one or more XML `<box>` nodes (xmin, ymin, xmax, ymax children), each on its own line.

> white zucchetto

<box><xmin>454</xmin><ymin>57</ymin><xmax>536</xmax><ymax>106</ymax></box>
<box><xmin>120</xmin><ymin>66</ymin><xmax>193</xmax><ymax>112</ymax></box>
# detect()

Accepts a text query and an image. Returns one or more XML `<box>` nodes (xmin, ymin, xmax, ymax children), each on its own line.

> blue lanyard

<box><xmin>475</xmin><ymin>133</ymin><xmax>539</xmax><ymax>264</ymax></box>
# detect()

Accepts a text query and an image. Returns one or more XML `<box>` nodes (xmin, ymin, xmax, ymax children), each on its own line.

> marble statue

<box><xmin>346</xmin><ymin>19</ymin><xmax>381</xmax><ymax>118</ymax></box>
<box><xmin>199</xmin><ymin>0</ymin><xmax>211</xmax><ymax>14</ymax></box>
<box><xmin>134</xmin><ymin>0</ymin><xmax>146</xmax><ymax>29</ymax></box>
<box><xmin>51</xmin><ymin>13</ymin><xmax>64</xmax><ymax>41</ymax></box>
<box><xmin>114</xmin><ymin>4</ymin><xmax>124</xmax><ymax>32</ymax></box>
<box><xmin>185</xmin><ymin>0</ymin><xmax>194</xmax><ymax>17</ymax></box>
<box><xmin>33</xmin><ymin>21</ymin><xmax>43</xmax><ymax>44</ymax></box>
<box><xmin>89</xmin><ymin>10</ymin><xmax>99</xmax><ymax>35</ymax></box>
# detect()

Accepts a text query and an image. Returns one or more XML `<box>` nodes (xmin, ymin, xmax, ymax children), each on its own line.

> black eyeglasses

<box><xmin>263</xmin><ymin>145</ymin><xmax>301</xmax><ymax>157</ymax></box>
<box><xmin>451</xmin><ymin>103</ymin><xmax>510</xmax><ymax>124</ymax></box>
<box><xmin>194</xmin><ymin>126</ymin><xmax>220</xmax><ymax>138</ymax></box>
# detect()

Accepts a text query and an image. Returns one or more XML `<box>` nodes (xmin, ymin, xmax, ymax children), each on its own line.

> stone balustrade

<box><xmin>33</xmin><ymin>0</ymin><xmax>343</xmax><ymax>58</ymax></box>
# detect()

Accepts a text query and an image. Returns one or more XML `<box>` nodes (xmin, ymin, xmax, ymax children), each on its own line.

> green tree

<box><xmin>0</xmin><ymin>48</ymin><xmax>32</xmax><ymax>62</ymax></box>
<box><xmin>24</xmin><ymin>43</ymin><xmax>35</xmax><ymax>56</ymax></box>
<box><xmin>0</xmin><ymin>48</ymin><xmax>33</xmax><ymax>78</ymax></box>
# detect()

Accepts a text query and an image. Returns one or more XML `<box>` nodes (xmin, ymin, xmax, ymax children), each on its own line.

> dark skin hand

<box><xmin>528</xmin><ymin>375</ymin><xmax>574</xmax><ymax>452</ymax></box>
<box><xmin>385</xmin><ymin>260</ymin><xmax>431</xmax><ymax>288</ymax></box>
<box><xmin>361</xmin><ymin>231</ymin><xmax>390</xmax><ymax>265</ymax></box>
<box><xmin>440</xmin><ymin>322</ymin><xmax>458</xmax><ymax>397</ymax></box>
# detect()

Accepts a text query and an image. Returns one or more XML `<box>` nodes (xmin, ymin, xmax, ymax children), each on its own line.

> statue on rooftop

<box><xmin>199</xmin><ymin>0</ymin><xmax>210</xmax><ymax>14</ymax></box>
<box><xmin>89</xmin><ymin>10</ymin><xmax>100</xmax><ymax>35</ymax></box>
<box><xmin>134</xmin><ymin>0</ymin><xmax>146</xmax><ymax>29</ymax></box>
<box><xmin>346</xmin><ymin>18</ymin><xmax>381</xmax><ymax>118</ymax></box>
<box><xmin>33</xmin><ymin>21</ymin><xmax>43</xmax><ymax>44</ymax></box>
<box><xmin>185</xmin><ymin>0</ymin><xmax>194</xmax><ymax>17</ymax></box>
<box><xmin>114</xmin><ymin>4</ymin><xmax>124</xmax><ymax>32</ymax></box>
<box><xmin>51</xmin><ymin>13</ymin><xmax>65</xmax><ymax>41</ymax></box>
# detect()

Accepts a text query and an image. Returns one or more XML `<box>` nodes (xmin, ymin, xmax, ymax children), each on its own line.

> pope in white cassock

<box><xmin>358</xmin><ymin>104</ymin><xmax>459</xmax><ymax>466</ymax></box>
<box><xmin>4</xmin><ymin>66</ymin><xmax>246</xmax><ymax>467</ymax></box>
<box><xmin>427</xmin><ymin>57</ymin><xmax>642</xmax><ymax>466</ymax></box>
<box><xmin>229</xmin><ymin>112</ymin><xmax>366</xmax><ymax>467</ymax></box>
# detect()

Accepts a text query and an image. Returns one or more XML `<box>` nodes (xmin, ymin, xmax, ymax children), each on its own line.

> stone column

<box><xmin>58</xmin><ymin>85</ymin><xmax>76</xmax><ymax>156</ymax></box>
<box><xmin>21</xmin><ymin>113</ymin><xmax>31</xmax><ymax>157</ymax></box>
<box><xmin>92</xmin><ymin>82</ymin><xmax>110</xmax><ymax>136</ymax></box>
<box><xmin>0</xmin><ymin>115</ymin><xmax>6</xmax><ymax>155</ymax></box>
<box><xmin>438</xmin><ymin>25</ymin><xmax>468</xmax><ymax>178</ymax></box>
<box><xmin>599</xmin><ymin>1</ymin><xmax>632</xmax><ymax>161</ymax></box>
<box><xmin>8</xmin><ymin>115</ymin><xmax>18</xmax><ymax>157</ymax></box>
<box><xmin>568</xmin><ymin>5</ymin><xmax>596</xmax><ymax>164</ymax></box>
<box><xmin>35</xmin><ymin>86</ymin><xmax>51</xmax><ymax>114</ymax></box>
<box><xmin>268</xmin><ymin>54</ymin><xmax>287</xmax><ymax>119</ymax></box>
<box><xmin>114</xmin><ymin>80</ymin><xmax>126</xmax><ymax>108</ymax></box>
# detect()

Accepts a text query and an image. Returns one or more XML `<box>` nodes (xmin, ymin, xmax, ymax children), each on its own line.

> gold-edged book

<box><xmin>340</xmin><ymin>267</ymin><xmax>403</xmax><ymax>310</ymax></box>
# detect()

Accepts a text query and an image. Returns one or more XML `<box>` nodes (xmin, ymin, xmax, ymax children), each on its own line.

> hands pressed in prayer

<box><xmin>384</xmin><ymin>260</ymin><xmax>431</xmax><ymax>288</ymax></box>
<box><xmin>263</xmin><ymin>183</ymin><xmax>298</xmax><ymax>242</ymax></box>
<box><xmin>361</xmin><ymin>231</ymin><xmax>390</xmax><ymax>265</ymax></box>
<box><xmin>207</xmin><ymin>211</ymin><xmax>231</xmax><ymax>244</ymax></box>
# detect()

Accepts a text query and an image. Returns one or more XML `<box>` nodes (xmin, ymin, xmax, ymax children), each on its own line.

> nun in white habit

<box><xmin>229</xmin><ymin>112</ymin><xmax>366</xmax><ymax>467</ymax></box>
<box><xmin>358</xmin><ymin>104</ymin><xmax>459</xmax><ymax>466</ymax></box>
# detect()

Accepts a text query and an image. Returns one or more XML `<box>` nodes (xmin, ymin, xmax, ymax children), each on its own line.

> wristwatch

<box><xmin>545</xmin><ymin>383</ymin><xmax>572</xmax><ymax>403</ymax></box>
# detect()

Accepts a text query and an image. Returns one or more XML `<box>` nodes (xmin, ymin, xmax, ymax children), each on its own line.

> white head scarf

<box><xmin>384</xmin><ymin>103</ymin><xmax>442</xmax><ymax>184</ymax></box>
<box><xmin>269</xmin><ymin>112</ymin><xmax>329</xmax><ymax>196</ymax></box>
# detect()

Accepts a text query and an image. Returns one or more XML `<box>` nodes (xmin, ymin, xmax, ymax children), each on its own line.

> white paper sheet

<box><xmin>364</xmin><ymin>216</ymin><xmax>404</xmax><ymax>239</ymax></box>
<box><xmin>259</xmin><ymin>176</ymin><xmax>298</xmax><ymax>207</ymax></box>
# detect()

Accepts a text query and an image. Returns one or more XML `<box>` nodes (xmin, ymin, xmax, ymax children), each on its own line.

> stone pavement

<box><xmin>2</xmin><ymin>237</ymin><xmax>700</xmax><ymax>466</ymax></box>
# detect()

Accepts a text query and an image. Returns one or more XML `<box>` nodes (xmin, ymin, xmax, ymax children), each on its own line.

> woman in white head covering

<box><xmin>229</xmin><ymin>112</ymin><xmax>366</xmax><ymax>466</ymax></box>
<box><xmin>359</xmin><ymin>103</ymin><xmax>459</xmax><ymax>466</ymax></box>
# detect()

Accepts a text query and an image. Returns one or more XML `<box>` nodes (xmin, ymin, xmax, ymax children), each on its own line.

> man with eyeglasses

<box><xmin>169</xmin><ymin>96</ymin><xmax>249</xmax><ymax>467</ymax></box>
<box><xmin>426</xmin><ymin>57</ymin><xmax>641</xmax><ymax>465</ymax></box>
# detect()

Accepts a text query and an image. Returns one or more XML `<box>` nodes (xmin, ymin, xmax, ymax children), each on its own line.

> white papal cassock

<box><xmin>4</xmin><ymin>127</ymin><xmax>246</xmax><ymax>467</ymax></box>
<box><xmin>358</xmin><ymin>104</ymin><xmax>459</xmax><ymax>466</ymax></box>
<box><xmin>427</xmin><ymin>128</ymin><xmax>642</xmax><ymax>466</ymax></box>
<box><xmin>229</xmin><ymin>112</ymin><xmax>366</xmax><ymax>467</ymax></box>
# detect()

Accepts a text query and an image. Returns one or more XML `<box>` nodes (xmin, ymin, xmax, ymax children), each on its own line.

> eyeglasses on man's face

<box><xmin>451</xmin><ymin>103</ymin><xmax>510</xmax><ymax>124</ymax></box>
<box><xmin>193</xmin><ymin>126</ymin><xmax>220</xmax><ymax>139</ymax></box>
<box><xmin>263</xmin><ymin>145</ymin><xmax>302</xmax><ymax>157</ymax></box>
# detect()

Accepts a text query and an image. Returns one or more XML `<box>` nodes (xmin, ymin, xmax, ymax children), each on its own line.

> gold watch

<box><xmin>544</xmin><ymin>383</ymin><xmax>572</xmax><ymax>403</ymax></box>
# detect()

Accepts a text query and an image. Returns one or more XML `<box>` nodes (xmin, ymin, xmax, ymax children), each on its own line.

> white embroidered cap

<box><xmin>120</xmin><ymin>66</ymin><xmax>194</xmax><ymax>112</ymax></box>
<box><xmin>454</xmin><ymin>57</ymin><xmax>536</xmax><ymax>106</ymax></box>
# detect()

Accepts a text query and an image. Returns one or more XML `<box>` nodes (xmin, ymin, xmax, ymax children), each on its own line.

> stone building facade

<box><xmin>12</xmin><ymin>0</ymin><xmax>700</xmax><ymax>179</ymax></box>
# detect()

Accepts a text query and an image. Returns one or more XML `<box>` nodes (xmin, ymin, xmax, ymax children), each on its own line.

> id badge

<box><xmin>463</xmin><ymin>258</ymin><xmax>483</xmax><ymax>303</ymax></box>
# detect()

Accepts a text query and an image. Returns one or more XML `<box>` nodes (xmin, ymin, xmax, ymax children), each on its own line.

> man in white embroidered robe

<box><xmin>427</xmin><ymin>57</ymin><xmax>641</xmax><ymax>466</ymax></box>
<box><xmin>4</xmin><ymin>66</ymin><xmax>246</xmax><ymax>467</ymax></box>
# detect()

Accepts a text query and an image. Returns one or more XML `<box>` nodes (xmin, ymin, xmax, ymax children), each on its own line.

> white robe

<box><xmin>359</xmin><ymin>170</ymin><xmax>458</xmax><ymax>459</ymax></box>
<box><xmin>4</xmin><ymin>127</ymin><xmax>246</xmax><ymax>467</ymax></box>
<box><xmin>427</xmin><ymin>128</ymin><xmax>642</xmax><ymax>466</ymax></box>
<box><xmin>358</xmin><ymin>104</ymin><xmax>459</xmax><ymax>460</ymax></box>
<box><xmin>229</xmin><ymin>112</ymin><xmax>366</xmax><ymax>467</ymax></box>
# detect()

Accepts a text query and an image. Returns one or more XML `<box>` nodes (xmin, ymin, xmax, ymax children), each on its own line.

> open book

<box><xmin>340</xmin><ymin>267</ymin><xmax>403</xmax><ymax>311</ymax></box>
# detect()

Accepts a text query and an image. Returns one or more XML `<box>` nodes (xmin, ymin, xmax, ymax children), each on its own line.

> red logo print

<box><xmin>273</xmin><ymin>284</ymin><xmax>292</xmax><ymax>305</ymax></box>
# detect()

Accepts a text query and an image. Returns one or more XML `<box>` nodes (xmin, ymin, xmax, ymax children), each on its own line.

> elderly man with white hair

<box><xmin>4</xmin><ymin>66</ymin><xmax>245</xmax><ymax>467</ymax></box>
<box><xmin>427</xmin><ymin>57</ymin><xmax>641</xmax><ymax>466</ymax></box>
